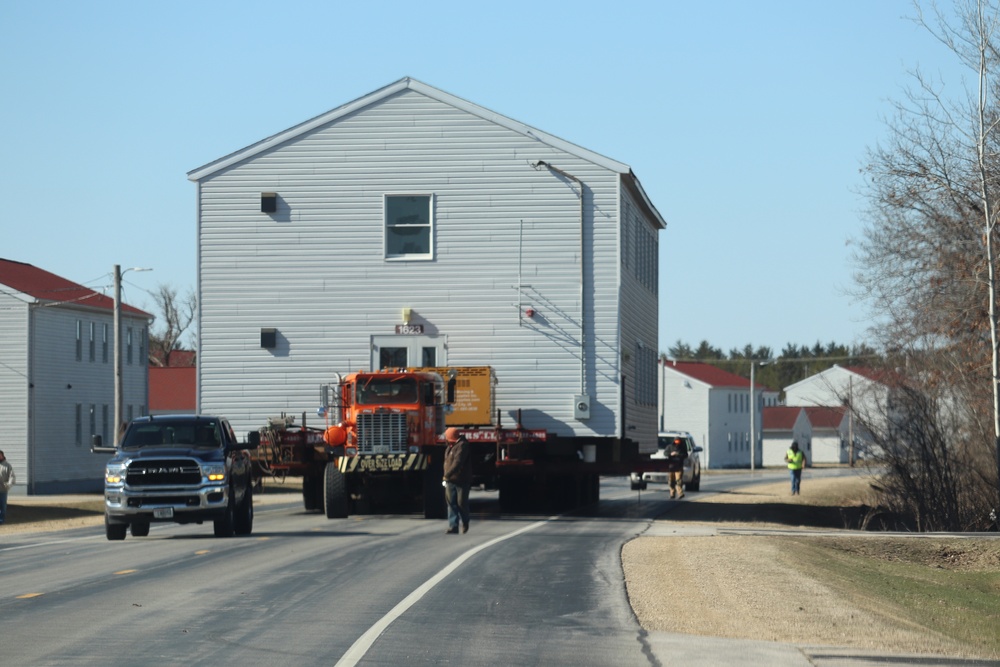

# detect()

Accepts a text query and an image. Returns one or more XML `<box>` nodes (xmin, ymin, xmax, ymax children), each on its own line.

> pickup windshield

<box><xmin>122</xmin><ymin>421</ymin><xmax>223</xmax><ymax>450</ymax></box>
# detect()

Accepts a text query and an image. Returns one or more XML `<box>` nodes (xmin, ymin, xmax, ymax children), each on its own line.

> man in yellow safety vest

<box><xmin>784</xmin><ymin>441</ymin><xmax>806</xmax><ymax>495</ymax></box>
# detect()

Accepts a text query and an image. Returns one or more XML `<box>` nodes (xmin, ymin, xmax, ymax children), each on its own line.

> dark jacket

<box><xmin>443</xmin><ymin>437</ymin><xmax>473</xmax><ymax>487</ymax></box>
<box><xmin>665</xmin><ymin>440</ymin><xmax>688</xmax><ymax>473</ymax></box>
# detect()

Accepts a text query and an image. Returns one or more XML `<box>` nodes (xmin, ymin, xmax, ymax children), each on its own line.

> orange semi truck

<box><xmin>250</xmin><ymin>366</ymin><xmax>672</xmax><ymax>518</ymax></box>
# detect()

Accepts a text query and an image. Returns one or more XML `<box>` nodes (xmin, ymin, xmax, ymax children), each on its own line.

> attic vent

<box><xmin>261</xmin><ymin>192</ymin><xmax>277</xmax><ymax>213</ymax></box>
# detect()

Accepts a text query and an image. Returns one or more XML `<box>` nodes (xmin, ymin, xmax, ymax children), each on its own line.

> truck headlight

<box><xmin>105</xmin><ymin>464</ymin><xmax>126</xmax><ymax>485</ymax></box>
<box><xmin>203</xmin><ymin>465</ymin><xmax>226</xmax><ymax>482</ymax></box>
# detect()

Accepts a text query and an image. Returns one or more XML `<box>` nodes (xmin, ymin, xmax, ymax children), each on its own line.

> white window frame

<box><xmin>384</xmin><ymin>193</ymin><xmax>434</xmax><ymax>261</ymax></box>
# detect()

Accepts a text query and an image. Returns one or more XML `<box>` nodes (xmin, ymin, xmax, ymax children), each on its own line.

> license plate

<box><xmin>154</xmin><ymin>507</ymin><xmax>174</xmax><ymax>519</ymax></box>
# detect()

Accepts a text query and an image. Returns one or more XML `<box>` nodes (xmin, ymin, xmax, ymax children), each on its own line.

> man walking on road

<box><xmin>665</xmin><ymin>436</ymin><xmax>688</xmax><ymax>499</ymax></box>
<box><xmin>443</xmin><ymin>427</ymin><xmax>472</xmax><ymax>534</ymax></box>
<box><xmin>0</xmin><ymin>450</ymin><xmax>15</xmax><ymax>524</ymax></box>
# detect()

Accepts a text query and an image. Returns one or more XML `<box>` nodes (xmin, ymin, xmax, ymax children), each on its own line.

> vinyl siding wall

<box><xmin>196</xmin><ymin>90</ymin><xmax>653</xmax><ymax>442</ymax></box>
<box><xmin>29</xmin><ymin>305</ymin><xmax>148</xmax><ymax>493</ymax></box>
<box><xmin>0</xmin><ymin>294</ymin><xmax>29</xmax><ymax>491</ymax></box>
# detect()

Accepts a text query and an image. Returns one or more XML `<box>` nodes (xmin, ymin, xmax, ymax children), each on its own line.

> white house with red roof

<box><xmin>659</xmin><ymin>360</ymin><xmax>769</xmax><ymax>468</ymax></box>
<box><xmin>761</xmin><ymin>406</ymin><xmax>811</xmax><ymax>467</ymax></box>
<box><xmin>0</xmin><ymin>258</ymin><xmax>152</xmax><ymax>494</ymax></box>
<box><xmin>784</xmin><ymin>365</ymin><xmax>880</xmax><ymax>460</ymax></box>
<box><xmin>803</xmin><ymin>406</ymin><xmax>852</xmax><ymax>464</ymax></box>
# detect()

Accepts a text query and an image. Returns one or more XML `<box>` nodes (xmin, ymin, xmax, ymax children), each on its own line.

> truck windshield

<box><xmin>356</xmin><ymin>378</ymin><xmax>418</xmax><ymax>405</ymax></box>
<box><xmin>122</xmin><ymin>421</ymin><xmax>222</xmax><ymax>450</ymax></box>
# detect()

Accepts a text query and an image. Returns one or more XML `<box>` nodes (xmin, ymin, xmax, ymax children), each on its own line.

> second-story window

<box><xmin>384</xmin><ymin>194</ymin><xmax>433</xmax><ymax>260</ymax></box>
<box><xmin>89</xmin><ymin>322</ymin><xmax>95</xmax><ymax>362</ymax></box>
<box><xmin>127</xmin><ymin>327</ymin><xmax>133</xmax><ymax>365</ymax></box>
<box><xmin>102</xmin><ymin>323</ymin><xmax>109</xmax><ymax>363</ymax></box>
<box><xmin>76</xmin><ymin>320</ymin><xmax>82</xmax><ymax>361</ymax></box>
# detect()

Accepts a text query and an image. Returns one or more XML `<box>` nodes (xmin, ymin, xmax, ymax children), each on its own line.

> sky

<box><xmin>0</xmin><ymin>1</ymin><xmax>966</xmax><ymax>355</ymax></box>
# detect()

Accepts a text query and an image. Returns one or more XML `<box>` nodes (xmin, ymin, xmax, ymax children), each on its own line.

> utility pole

<box><xmin>113</xmin><ymin>264</ymin><xmax>122</xmax><ymax>441</ymax></box>
<box><xmin>113</xmin><ymin>264</ymin><xmax>151</xmax><ymax>442</ymax></box>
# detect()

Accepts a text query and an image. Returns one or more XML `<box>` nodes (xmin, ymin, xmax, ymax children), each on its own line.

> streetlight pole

<box><xmin>113</xmin><ymin>264</ymin><xmax>151</xmax><ymax>442</ymax></box>
<box><xmin>750</xmin><ymin>361</ymin><xmax>756</xmax><ymax>472</ymax></box>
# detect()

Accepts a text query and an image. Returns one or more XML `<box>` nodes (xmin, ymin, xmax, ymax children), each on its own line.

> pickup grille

<box><xmin>356</xmin><ymin>413</ymin><xmax>407</xmax><ymax>454</ymax></box>
<box><xmin>125</xmin><ymin>459</ymin><xmax>202</xmax><ymax>486</ymax></box>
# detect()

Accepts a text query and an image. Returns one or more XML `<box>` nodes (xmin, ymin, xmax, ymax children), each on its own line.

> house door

<box><xmin>370</xmin><ymin>334</ymin><xmax>447</xmax><ymax>370</ymax></box>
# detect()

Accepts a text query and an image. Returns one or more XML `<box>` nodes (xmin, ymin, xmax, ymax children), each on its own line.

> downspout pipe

<box><xmin>531</xmin><ymin>161</ymin><xmax>585</xmax><ymax>396</ymax></box>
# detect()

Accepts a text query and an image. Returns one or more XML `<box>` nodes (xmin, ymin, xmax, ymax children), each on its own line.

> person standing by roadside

<box><xmin>665</xmin><ymin>436</ymin><xmax>689</xmax><ymax>499</ymax></box>
<box><xmin>442</xmin><ymin>427</ymin><xmax>472</xmax><ymax>534</ymax></box>
<box><xmin>784</xmin><ymin>441</ymin><xmax>806</xmax><ymax>495</ymax></box>
<box><xmin>0</xmin><ymin>450</ymin><xmax>15</xmax><ymax>525</ymax></box>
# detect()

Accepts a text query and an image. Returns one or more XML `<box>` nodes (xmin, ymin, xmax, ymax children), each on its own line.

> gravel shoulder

<box><xmin>621</xmin><ymin>474</ymin><xmax>997</xmax><ymax>659</ymax></box>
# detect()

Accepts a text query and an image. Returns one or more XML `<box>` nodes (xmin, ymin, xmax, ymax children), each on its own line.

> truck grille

<box><xmin>356</xmin><ymin>413</ymin><xmax>407</xmax><ymax>454</ymax></box>
<box><xmin>125</xmin><ymin>459</ymin><xmax>202</xmax><ymax>486</ymax></box>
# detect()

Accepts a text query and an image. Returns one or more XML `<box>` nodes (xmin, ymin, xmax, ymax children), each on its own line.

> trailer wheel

<box><xmin>324</xmin><ymin>463</ymin><xmax>349</xmax><ymax>519</ymax></box>
<box><xmin>106</xmin><ymin>515</ymin><xmax>127</xmax><ymax>541</ymax></box>
<box><xmin>130</xmin><ymin>521</ymin><xmax>150</xmax><ymax>537</ymax></box>
<box><xmin>302</xmin><ymin>474</ymin><xmax>323</xmax><ymax>511</ymax></box>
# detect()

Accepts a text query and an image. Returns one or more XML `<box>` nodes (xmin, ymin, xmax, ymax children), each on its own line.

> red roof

<box><xmin>149</xmin><ymin>366</ymin><xmax>196</xmax><ymax>411</ymax></box>
<box><xmin>660</xmin><ymin>360</ymin><xmax>750</xmax><ymax>388</ymax></box>
<box><xmin>803</xmin><ymin>406</ymin><xmax>846</xmax><ymax>429</ymax></box>
<box><xmin>763</xmin><ymin>406</ymin><xmax>803</xmax><ymax>430</ymax></box>
<box><xmin>0</xmin><ymin>258</ymin><xmax>151</xmax><ymax>317</ymax></box>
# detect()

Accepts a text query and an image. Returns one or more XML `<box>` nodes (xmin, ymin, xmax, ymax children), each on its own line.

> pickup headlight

<box><xmin>203</xmin><ymin>465</ymin><xmax>226</xmax><ymax>482</ymax></box>
<box><xmin>105</xmin><ymin>464</ymin><xmax>126</xmax><ymax>485</ymax></box>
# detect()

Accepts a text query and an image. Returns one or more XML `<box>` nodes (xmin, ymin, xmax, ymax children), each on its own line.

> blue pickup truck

<box><xmin>92</xmin><ymin>414</ymin><xmax>258</xmax><ymax>540</ymax></box>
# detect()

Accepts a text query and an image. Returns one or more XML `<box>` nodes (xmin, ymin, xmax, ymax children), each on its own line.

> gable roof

<box><xmin>187</xmin><ymin>77</ymin><xmax>666</xmax><ymax>229</ymax></box>
<box><xmin>0</xmin><ymin>258</ymin><xmax>151</xmax><ymax>317</ymax></box>
<box><xmin>661</xmin><ymin>360</ymin><xmax>751</xmax><ymax>389</ymax></box>
<box><xmin>803</xmin><ymin>406</ymin><xmax>847</xmax><ymax>429</ymax></box>
<box><xmin>762</xmin><ymin>406</ymin><xmax>804</xmax><ymax>430</ymax></box>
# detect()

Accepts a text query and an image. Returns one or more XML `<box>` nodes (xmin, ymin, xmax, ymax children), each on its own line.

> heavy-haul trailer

<box><xmin>249</xmin><ymin>366</ymin><xmax>675</xmax><ymax>518</ymax></box>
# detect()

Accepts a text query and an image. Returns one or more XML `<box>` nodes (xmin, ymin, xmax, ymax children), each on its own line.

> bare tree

<box><xmin>148</xmin><ymin>284</ymin><xmax>196</xmax><ymax>366</ymax></box>
<box><xmin>857</xmin><ymin>0</ymin><xmax>1000</xmax><ymax>518</ymax></box>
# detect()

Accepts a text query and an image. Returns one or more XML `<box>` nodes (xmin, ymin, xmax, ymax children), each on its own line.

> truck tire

<box><xmin>324</xmin><ymin>463</ymin><xmax>349</xmax><ymax>519</ymax></box>
<box><xmin>234</xmin><ymin>483</ymin><xmax>254</xmax><ymax>535</ymax></box>
<box><xmin>302</xmin><ymin>474</ymin><xmax>323</xmax><ymax>511</ymax></box>
<box><xmin>130</xmin><ymin>521</ymin><xmax>150</xmax><ymax>537</ymax></box>
<box><xmin>106</xmin><ymin>515</ymin><xmax>127</xmax><ymax>541</ymax></box>
<box><xmin>214</xmin><ymin>494</ymin><xmax>236</xmax><ymax>537</ymax></box>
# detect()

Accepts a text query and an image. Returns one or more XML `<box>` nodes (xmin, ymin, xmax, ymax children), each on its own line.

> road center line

<box><xmin>333</xmin><ymin>517</ymin><xmax>554</xmax><ymax>667</ymax></box>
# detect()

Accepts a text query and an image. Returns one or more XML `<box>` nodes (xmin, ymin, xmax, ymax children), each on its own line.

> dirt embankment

<box><xmin>621</xmin><ymin>476</ymin><xmax>1000</xmax><ymax>660</ymax></box>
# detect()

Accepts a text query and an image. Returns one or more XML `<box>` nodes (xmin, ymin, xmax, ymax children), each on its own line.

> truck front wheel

<box><xmin>324</xmin><ymin>463</ymin><xmax>349</xmax><ymax>519</ymax></box>
<box><xmin>105</xmin><ymin>515</ymin><xmax>127</xmax><ymax>541</ymax></box>
<box><xmin>234</xmin><ymin>483</ymin><xmax>254</xmax><ymax>535</ymax></box>
<box><xmin>214</xmin><ymin>494</ymin><xmax>236</xmax><ymax>537</ymax></box>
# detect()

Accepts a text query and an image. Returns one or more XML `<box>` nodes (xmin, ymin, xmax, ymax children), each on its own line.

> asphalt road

<box><xmin>1</xmin><ymin>470</ymin><xmax>985</xmax><ymax>667</ymax></box>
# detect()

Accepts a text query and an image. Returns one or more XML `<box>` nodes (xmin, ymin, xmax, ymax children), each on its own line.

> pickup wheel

<box><xmin>324</xmin><ymin>463</ymin><xmax>349</xmax><ymax>519</ymax></box>
<box><xmin>687</xmin><ymin>472</ymin><xmax>701</xmax><ymax>492</ymax></box>
<box><xmin>234</xmin><ymin>482</ymin><xmax>254</xmax><ymax>535</ymax></box>
<box><xmin>105</xmin><ymin>515</ymin><xmax>127</xmax><ymax>541</ymax></box>
<box><xmin>130</xmin><ymin>521</ymin><xmax>150</xmax><ymax>537</ymax></box>
<box><xmin>214</xmin><ymin>493</ymin><xmax>236</xmax><ymax>537</ymax></box>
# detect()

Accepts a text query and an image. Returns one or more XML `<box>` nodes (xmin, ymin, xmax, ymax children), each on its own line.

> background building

<box><xmin>0</xmin><ymin>259</ymin><xmax>151</xmax><ymax>493</ymax></box>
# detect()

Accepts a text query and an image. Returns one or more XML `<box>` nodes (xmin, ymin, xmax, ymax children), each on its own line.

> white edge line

<box><xmin>334</xmin><ymin>517</ymin><xmax>555</xmax><ymax>667</ymax></box>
